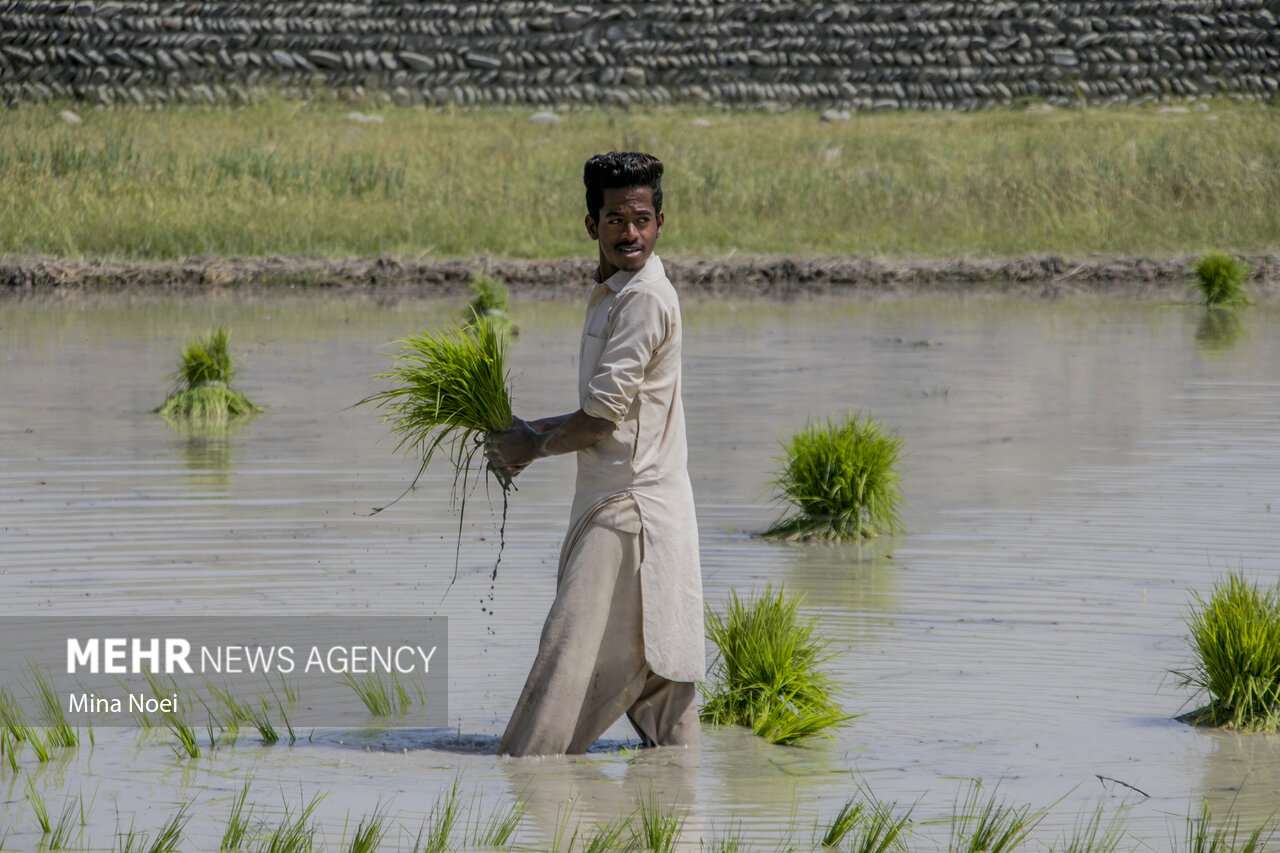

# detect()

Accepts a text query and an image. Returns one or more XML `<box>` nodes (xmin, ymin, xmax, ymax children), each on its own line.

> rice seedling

<box><xmin>420</xmin><ymin>776</ymin><xmax>463</xmax><ymax>853</ymax></box>
<box><xmin>147</xmin><ymin>802</ymin><xmax>190</xmax><ymax>853</ymax></box>
<box><xmin>49</xmin><ymin>790</ymin><xmax>90</xmax><ymax>851</ymax></box>
<box><xmin>1049</xmin><ymin>803</ymin><xmax>1131</xmax><ymax>853</ymax></box>
<box><xmin>344</xmin><ymin>802</ymin><xmax>390</xmax><ymax>853</ymax></box>
<box><xmin>581</xmin><ymin>816</ymin><xmax>633</xmax><ymax>853</ymax></box>
<box><xmin>821</xmin><ymin>799</ymin><xmax>862</xmax><ymax>848</ymax></box>
<box><xmin>630</xmin><ymin>788</ymin><xmax>686</xmax><ymax>853</ymax></box>
<box><xmin>27</xmin><ymin>778</ymin><xmax>51</xmax><ymax>835</ymax></box>
<box><xmin>764</xmin><ymin>412</ymin><xmax>905</xmax><ymax>543</ymax></box>
<box><xmin>1173</xmin><ymin>799</ymin><xmax>1273</xmax><ymax>853</ymax></box>
<box><xmin>468</xmin><ymin>794</ymin><xmax>526</xmax><ymax>848</ymax></box>
<box><xmin>221</xmin><ymin>781</ymin><xmax>255</xmax><ymax>851</ymax></box>
<box><xmin>700</xmin><ymin>585</ymin><xmax>852</xmax><ymax>745</ymax></box>
<box><xmin>700</xmin><ymin>822</ymin><xmax>748</xmax><ymax>853</ymax></box>
<box><xmin>1194</xmin><ymin>253</ymin><xmax>1252</xmax><ymax>308</ymax></box>
<box><xmin>841</xmin><ymin>794</ymin><xmax>914</xmax><ymax>853</ymax></box>
<box><xmin>464</xmin><ymin>272</ymin><xmax>519</xmax><ymax>337</ymax></box>
<box><xmin>0</xmin><ymin>727</ymin><xmax>13</xmax><ymax>773</ymax></box>
<box><xmin>28</xmin><ymin>664</ymin><xmax>78</xmax><ymax>748</ymax></box>
<box><xmin>341</xmin><ymin>671</ymin><xmax>413</xmax><ymax>717</ymax></box>
<box><xmin>1175</xmin><ymin>573</ymin><xmax>1280</xmax><ymax>732</ymax></box>
<box><xmin>257</xmin><ymin>794</ymin><xmax>323</xmax><ymax>853</ymax></box>
<box><xmin>947</xmin><ymin>780</ymin><xmax>1045</xmax><ymax>853</ymax></box>
<box><xmin>168</xmin><ymin>718</ymin><xmax>200</xmax><ymax>759</ymax></box>
<box><xmin>155</xmin><ymin>328</ymin><xmax>261</xmax><ymax>426</ymax></box>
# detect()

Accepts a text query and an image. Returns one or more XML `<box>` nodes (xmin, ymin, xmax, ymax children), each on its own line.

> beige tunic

<box><xmin>571</xmin><ymin>253</ymin><xmax>704</xmax><ymax>684</ymax></box>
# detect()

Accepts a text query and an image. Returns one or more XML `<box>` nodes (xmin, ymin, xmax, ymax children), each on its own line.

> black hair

<box><xmin>583</xmin><ymin>151</ymin><xmax>663</xmax><ymax>222</ymax></box>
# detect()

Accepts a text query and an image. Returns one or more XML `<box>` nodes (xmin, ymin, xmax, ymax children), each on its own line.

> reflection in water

<box><xmin>502</xmin><ymin>745</ymin><xmax>700</xmax><ymax>848</ymax></box>
<box><xmin>1195</xmin><ymin>308</ymin><xmax>1246</xmax><ymax>352</ymax></box>
<box><xmin>1199</xmin><ymin>731</ymin><xmax>1280</xmax><ymax>821</ymax></box>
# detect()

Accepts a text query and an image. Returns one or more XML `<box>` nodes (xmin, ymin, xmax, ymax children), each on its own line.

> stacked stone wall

<box><xmin>2</xmin><ymin>1</ymin><xmax>1278</xmax><ymax>109</ymax></box>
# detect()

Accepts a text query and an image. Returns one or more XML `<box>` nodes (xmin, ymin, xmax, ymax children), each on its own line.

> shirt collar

<box><xmin>594</xmin><ymin>253</ymin><xmax>664</xmax><ymax>293</ymax></box>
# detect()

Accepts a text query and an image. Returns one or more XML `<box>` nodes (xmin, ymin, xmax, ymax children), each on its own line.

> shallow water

<box><xmin>2</xmin><ymin>294</ymin><xmax>1279</xmax><ymax>850</ymax></box>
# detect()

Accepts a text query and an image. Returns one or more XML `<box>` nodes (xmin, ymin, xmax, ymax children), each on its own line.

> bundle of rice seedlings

<box><xmin>700</xmin><ymin>585</ymin><xmax>853</xmax><ymax>745</ymax></box>
<box><xmin>1175</xmin><ymin>573</ymin><xmax>1280</xmax><ymax>731</ymax></box>
<box><xmin>765</xmin><ymin>412</ymin><xmax>905</xmax><ymax>543</ymax></box>
<box><xmin>463</xmin><ymin>272</ymin><xmax>518</xmax><ymax>336</ymax></box>
<box><xmin>155</xmin><ymin>328</ymin><xmax>260</xmax><ymax>426</ymax></box>
<box><xmin>1194</xmin><ymin>253</ymin><xmax>1252</xmax><ymax>308</ymax></box>
<box><xmin>362</xmin><ymin>318</ymin><xmax>515</xmax><ymax>491</ymax></box>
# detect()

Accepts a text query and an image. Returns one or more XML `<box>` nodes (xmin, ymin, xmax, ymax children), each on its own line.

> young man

<box><xmin>485</xmin><ymin>151</ymin><xmax>703</xmax><ymax>757</ymax></box>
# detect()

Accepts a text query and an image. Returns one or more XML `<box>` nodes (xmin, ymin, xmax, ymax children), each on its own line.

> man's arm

<box><xmin>485</xmin><ymin>409</ymin><xmax>614</xmax><ymax>476</ymax></box>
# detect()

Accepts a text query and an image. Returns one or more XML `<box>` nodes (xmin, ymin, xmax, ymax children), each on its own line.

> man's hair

<box><xmin>583</xmin><ymin>152</ymin><xmax>663</xmax><ymax>222</ymax></box>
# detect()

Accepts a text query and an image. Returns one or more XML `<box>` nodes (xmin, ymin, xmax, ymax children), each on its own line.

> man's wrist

<box><xmin>533</xmin><ymin>429</ymin><xmax>555</xmax><ymax>458</ymax></box>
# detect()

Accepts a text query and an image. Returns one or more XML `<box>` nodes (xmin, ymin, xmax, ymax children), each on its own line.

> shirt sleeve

<box><xmin>582</xmin><ymin>288</ymin><xmax>670</xmax><ymax>424</ymax></box>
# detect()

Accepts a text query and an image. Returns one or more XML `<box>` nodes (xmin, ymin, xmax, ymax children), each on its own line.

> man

<box><xmin>485</xmin><ymin>151</ymin><xmax>703</xmax><ymax>757</ymax></box>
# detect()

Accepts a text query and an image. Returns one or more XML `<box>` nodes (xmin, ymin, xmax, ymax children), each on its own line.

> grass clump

<box><xmin>1173</xmin><ymin>800</ymin><xmax>1273</xmax><ymax>853</ymax></box>
<box><xmin>765</xmin><ymin>412</ymin><xmax>905</xmax><ymax>543</ymax></box>
<box><xmin>818</xmin><ymin>789</ymin><xmax>913</xmax><ymax>853</ymax></box>
<box><xmin>221</xmin><ymin>782</ymin><xmax>255</xmax><ymax>851</ymax></box>
<box><xmin>341</xmin><ymin>671</ymin><xmax>415</xmax><ymax>717</ymax></box>
<box><xmin>464</xmin><ymin>272</ymin><xmax>518</xmax><ymax>337</ymax></box>
<box><xmin>1176</xmin><ymin>573</ymin><xmax>1280</xmax><ymax>731</ymax></box>
<box><xmin>1194</xmin><ymin>253</ymin><xmax>1252</xmax><ymax>308</ymax></box>
<box><xmin>363</xmin><ymin>319</ymin><xmax>515</xmax><ymax>490</ymax></box>
<box><xmin>700</xmin><ymin>585</ymin><xmax>852</xmax><ymax>745</ymax></box>
<box><xmin>155</xmin><ymin>328</ymin><xmax>261</xmax><ymax>426</ymax></box>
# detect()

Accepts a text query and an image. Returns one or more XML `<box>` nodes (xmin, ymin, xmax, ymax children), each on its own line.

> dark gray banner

<box><xmin>0</xmin><ymin>614</ymin><xmax>448</xmax><ymax>728</ymax></box>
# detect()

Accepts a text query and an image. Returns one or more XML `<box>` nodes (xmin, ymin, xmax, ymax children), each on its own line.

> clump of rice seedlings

<box><xmin>1194</xmin><ymin>253</ymin><xmax>1252</xmax><ymax>308</ymax></box>
<box><xmin>464</xmin><ymin>272</ymin><xmax>518</xmax><ymax>336</ymax></box>
<box><xmin>1050</xmin><ymin>803</ymin><xmax>1132</xmax><ymax>853</ymax></box>
<box><xmin>764</xmin><ymin>412</ymin><xmax>905</xmax><ymax>543</ymax></box>
<box><xmin>947</xmin><ymin>780</ymin><xmax>1045</xmax><ymax>853</ymax></box>
<box><xmin>221</xmin><ymin>781</ymin><xmax>255</xmax><ymax>851</ymax></box>
<box><xmin>341</xmin><ymin>671</ymin><xmax>413</xmax><ymax>717</ymax></box>
<box><xmin>1173</xmin><ymin>799</ymin><xmax>1273</xmax><ymax>853</ymax></box>
<box><xmin>29</xmin><ymin>664</ymin><xmax>78</xmax><ymax>748</ymax></box>
<box><xmin>700</xmin><ymin>585</ymin><xmax>852</xmax><ymax>745</ymax></box>
<box><xmin>258</xmin><ymin>794</ymin><xmax>323</xmax><ymax>853</ymax></box>
<box><xmin>580</xmin><ymin>816</ymin><xmax>632</xmax><ymax>853</ymax></box>
<box><xmin>630</xmin><ymin>787</ymin><xmax>686</xmax><ymax>853</ymax></box>
<box><xmin>250</xmin><ymin>701</ymin><xmax>281</xmax><ymax>745</ymax></box>
<box><xmin>362</xmin><ymin>319</ymin><xmax>515</xmax><ymax>490</ymax></box>
<box><xmin>700</xmin><ymin>821</ymin><xmax>748</xmax><ymax>853</ymax></box>
<box><xmin>49</xmin><ymin>790</ymin><xmax>91</xmax><ymax>851</ymax></box>
<box><xmin>345</xmin><ymin>802</ymin><xmax>390</xmax><ymax>853</ymax></box>
<box><xmin>167</xmin><ymin>718</ymin><xmax>200</xmax><ymax>759</ymax></box>
<box><xmin>155</xmin><ymin>328</ymin><xmax>261</xmax><ymax>426</ymax></box>
<box><xmin>27</xmin><ymin>778</ymin><xmax>51</xmax><ymax>834</ymax></box>
<box><xmin>842</xmin><ymin>794</ymin><xmax>913</xmax><ymax>853</ymax></box>
<box><xmin>1175</xmin><ymin>573</ymin><xmax>1280</xmax><ymax>732</ymax></box>
<box><xmin>420</xmin><ymin>776</ymin><xmax>463</xmax><ymax>853</ymax></box>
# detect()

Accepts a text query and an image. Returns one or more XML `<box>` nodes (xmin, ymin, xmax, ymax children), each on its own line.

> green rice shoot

<box><xmin>631</xmin><ymin>788</ymin><xmax>686</xmax><ymax>853</ymax></box>
<box><xmin>700</xmin><ymin>585</ymin><xmax>853</xmax><ymax>745</ymax></box>
<box><xmin>341</xmin><ymin>671</ymin><xmax>416</xmax><ymax>717</ymax></box>
<box><xmin>1175</xmin><ymin>799</ymin><xmax>1274</xmax><ymax>853</ymax></box>
<box><xmin>948</xmin><ymin>779</ymin><xmax>1046</xmax><ymax>853</ymax></box>
<box><xmin>221</xmin><ymin>781</ymin><xmax>254</xmax><ymax>852</ymax></box>
<box><xmin>29</xmin><ymin>664</ymin><xmax>78</xmax><ymax>748</ymax></box>
<box><xmin>155</xmin><ymin>328</ymin><xmax>261</xmax><ymax>425</ymax></box>
<box><xmin>765</xmin><ymin>412</ymin><xmax>905</xmax><ymax>543</ymax></box>
<box><xmin>1176</xmin><ymin>573</ymin><xmax>1280</xmax><ymax>732</ymax></box>
<box><xmin>1194</xmin><ymin>253</ymin><xmax>1252</xmax><ymax>308</ymax></box>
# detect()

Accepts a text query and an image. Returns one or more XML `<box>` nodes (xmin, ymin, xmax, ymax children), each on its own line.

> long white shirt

<box><xmin>569</xmin><ymin>253</ymin><xmax>705</xmax><ymax>683</ymax></box>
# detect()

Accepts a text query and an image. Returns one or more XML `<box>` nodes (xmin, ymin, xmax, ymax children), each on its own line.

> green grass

<box><xmin>258</xmin><ymin>794</ymin><xmax>323</xmax><ymax>853</ymax></box>
<box><xmin>49</xmin><ymin>791</ymin><xmax>91</xmax><ymax>851</ymax></box>
<box><xmin>345</xmin><ymin>803</ymin><xmax>390</xmax><ymax>853</ymax></box>
<box><xmin>29</xmin><ymin>664</ymin><xmax>78</xmax><ymax>748</ymax></box>
<box><xmin>340</xmin><ymin>671</ymin><xmax>414</xmax><ymax>717</ymax></box>
<box><xmin>1176</xmin><ymin>573</ymin><xmax>1280</xmax><ymax>731</ymax></box>
<box><xmin>1049</xmin><ymin>804</ymin><xmax>1131</xmax><ymax>853</ymax></box>
<box><xmin>3</xmin><ymin>99</ymin><xmax>1280</xmax><ymax>259</ymax></box>
<box><xmin>700</xmin><ymin>585</ymin><xmax>852</xmax><ymax>745</ymax></box>
<box><xmin>1194</xmin><ymin>253</ymin><xmax>1253</xmax><ymax>307</ymax></box>
<box><xmin>155</xmin><ymin>328</ymin><xmax>261</xmax><ymax>424</ymax></box>
<box><xmin>631</xmin><ymin>789</ymin><xmax>686</xmax><ymax>853</ymax></box>
<box><xmin>27</xmin><ymin>779</ymin><xmax>51</xmax><ymax>835</ymax></box>
<box><xmin>467</xmin><ymin>793</ymin><xmax>526</xmax><ymax>848</ymax></box>
<box><xmin>419</xmin><ymin>777</ymin><xmax>463</xmax><ymax>853</ymax></box>
<box><xmin>764</xmin><ymin>412</ymin><xmax>905</xmax><ymax>543</ymax></box>
<box><xmin>464</xmin><ymin>272</ymin><xmax>519</xmax><ymax>336</ymax></box>
<box><xmin>947</xmin><ymin>780</ymin><xmax>1046</xmax><ymax>853</ymax></box>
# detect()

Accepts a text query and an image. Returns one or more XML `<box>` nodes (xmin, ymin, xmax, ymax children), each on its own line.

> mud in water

<box><xmin>1</xmin><ymin>294</ymin><xmax>1279</xmax><ymax>849</ymax></box>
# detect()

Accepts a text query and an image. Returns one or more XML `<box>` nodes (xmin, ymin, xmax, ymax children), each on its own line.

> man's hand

<box><xmin>484</xmin><ymin>417</ymin><xmax>539</xmax><ymax>482</ymax></box>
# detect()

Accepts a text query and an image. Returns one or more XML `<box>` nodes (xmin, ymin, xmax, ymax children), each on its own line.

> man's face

<box><xmin>586</xmin><ymin>186</ymin><xmax>663</xmax><ymax>280</ymax></box>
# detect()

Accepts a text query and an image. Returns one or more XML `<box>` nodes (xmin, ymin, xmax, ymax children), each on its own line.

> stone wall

<box><xmin>2</xmin><ymin>1</ymin><xmax>1278</xmax><ymax>110</ymax></box>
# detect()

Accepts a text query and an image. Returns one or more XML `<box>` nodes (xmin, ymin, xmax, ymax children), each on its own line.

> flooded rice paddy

<box><xmin>1</xmin><ymin>293</ymin><xmax>1279</xmax><ymax>850</ymax></box>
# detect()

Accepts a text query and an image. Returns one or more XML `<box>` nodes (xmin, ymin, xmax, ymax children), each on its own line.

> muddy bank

<box><xmin>4</xmin><ymin>252</ymin><xmax>1280</xmax><ymax>301</ymax></box>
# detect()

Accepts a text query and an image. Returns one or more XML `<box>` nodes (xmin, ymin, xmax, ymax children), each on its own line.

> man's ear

<box><xmin>585</xmin><ymin>214</ymin><xmax>599</xmax><ymax>241</ymax></box>
<box><xmin>655</xmin><ymin>210</ymin><xmax>664</xmax><ymax>238</ymax></box>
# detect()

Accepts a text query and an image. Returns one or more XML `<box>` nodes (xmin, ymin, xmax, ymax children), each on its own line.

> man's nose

<box><xmin>621</xmin><ymin>220</ymin><xmax>639</xmax><ymax>239</ymax></box>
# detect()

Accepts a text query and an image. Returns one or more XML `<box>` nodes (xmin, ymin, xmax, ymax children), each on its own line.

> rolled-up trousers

<box><xmin>496</xmin><ymin>519</ymin><xmax>699</xmax><ymax>757</ymax></box>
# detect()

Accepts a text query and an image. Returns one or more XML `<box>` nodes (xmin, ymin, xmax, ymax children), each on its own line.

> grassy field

<box><xmin>3</xmin><ymin>98</ymin><xmax>1279</xmax><ymax>260</ymax></box>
